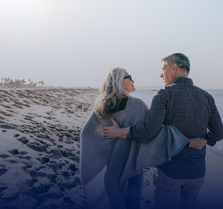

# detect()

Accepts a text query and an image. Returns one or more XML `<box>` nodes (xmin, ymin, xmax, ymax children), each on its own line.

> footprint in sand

<box><xmin>0</xmin><ymin>165</ymin><xmax>8</xmax><ymax>176</ymax></box>
<box><xmin>0</xmin><ymin>154</ymin><xmax>10</xmax><ymax>158</ymax></box>
<box><xmin>47</xmin><ymin>174</ymin><xmax>57</xmax><ymax>184</ymax></box>
<box><xmin>0</xmin><ymin>124</ymin><xmax>17</xmax><ymax>129</ymax></box>
<box><xmin>29</xmin><ymin>170</ymin><xmax>47</xmax><ymax>178</ymax></box>
<box><xmin>9</xmin><ymin>149</ymin><xmax>20</xmax><ymax>155</ymax></box>
<box><xmin>38</xmin><ymin>157</ymin><xmax>50</xmax><ymax>164</ymax></box>
<box><xmin>17</xmin><ymin>136</ymin><xmax>29</xmax><ymax>144</ymax></box>
<box><xmin>8</xmin><ymin>160</ymin><xmax>18</xmax><ymax>164</ymax></box>
<box><xmin>27</xmin><ymin>178</ymin><xmax>38</xmax><ymax>187</ymax></box>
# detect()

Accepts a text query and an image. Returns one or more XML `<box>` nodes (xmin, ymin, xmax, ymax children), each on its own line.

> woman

<box><xmin>80</xmin><ymin>68</ymin><xmax>202</xmax><ymax>209</ymax></box>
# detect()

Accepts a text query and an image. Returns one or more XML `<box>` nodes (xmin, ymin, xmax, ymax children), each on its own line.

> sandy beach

<box><xmin>0</xmin><ymin>88</ymin><xmax>222</xmax><ymax>209</ymax></box>
<box><xmin>0</xmin><ymin>88</ymin><xmax>99</xmax><ymax>209</ymax></box>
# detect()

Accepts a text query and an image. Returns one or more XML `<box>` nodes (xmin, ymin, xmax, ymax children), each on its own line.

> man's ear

<box><xmin>172</xmin><ymin>64</ymin><xmax>178</xmax><ymax>73</ymax></box>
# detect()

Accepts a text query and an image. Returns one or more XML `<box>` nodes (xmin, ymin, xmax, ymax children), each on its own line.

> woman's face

<box><xmin>122</xmin><ymin>71</ymin><xmax>135</xmax><ymax>94</ymax></box>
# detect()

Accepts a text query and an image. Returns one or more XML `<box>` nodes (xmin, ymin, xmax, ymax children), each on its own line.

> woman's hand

<box><xmin>104</xmin><ymin>118</ymin><xmax>126</xmax><ymax>139</ymax></box>
<box><xmin>189</xmin><ymin>138</ymin><xmax>207</xmax><ymax>150</ymax></box>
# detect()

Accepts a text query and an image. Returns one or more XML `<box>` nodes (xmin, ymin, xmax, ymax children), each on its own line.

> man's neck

<box><xmin>166</xmin><ymin>75</ymin><xmax>189</xmax><ymax>87</ymax></box>
<box><xmin>174</xmin><ymin>73</ymin><xmax>188</xmax><ymax>80</ymax></box>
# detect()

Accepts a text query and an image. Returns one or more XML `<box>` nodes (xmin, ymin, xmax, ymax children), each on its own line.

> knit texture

<box><xmin>129</xmin><ymin>77</ymin><xmax>223</xmax><ymax>179</ymax></box>
<box><xmin>80</xmin><ymin>97</ymin><xmax>190</xmax><ymax>209</ymax></box>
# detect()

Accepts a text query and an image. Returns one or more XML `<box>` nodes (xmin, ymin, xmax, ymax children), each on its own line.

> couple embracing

<box><xmin>80</xmin><ymin>53</ymin><xmax>223</xmax><ymax>209</ymax></box>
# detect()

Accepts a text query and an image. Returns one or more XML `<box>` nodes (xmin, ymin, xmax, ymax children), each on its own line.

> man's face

<box><xmin>160</xmin><ymin>62</ymin><xmax>175</xmax><ymax>86</ymax></box>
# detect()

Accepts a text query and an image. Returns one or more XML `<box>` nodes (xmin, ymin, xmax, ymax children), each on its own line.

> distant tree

<box><xmin>9</xmin><ymin>79</ymin><xmax>14</xmax><ymax>85</ymax></box>
<box><xmin>0</xmin><ymin>78</ymin><xmax>44</xmax><ymax>88</ymax></box>
<box><xmin>15</xmin><ymin>79</ymin><xmax>23</xmax><ymax>87</ymax></box>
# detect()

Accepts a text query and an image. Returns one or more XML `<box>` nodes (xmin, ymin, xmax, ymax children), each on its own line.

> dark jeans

<box><xmin>124</xmin><ymin>169</ymin><xmax>144</xmax><ymax>209</ymax></box>
<box><xmin>153</xmin><ymin>169</ymin><xmax>205</xmax><ymax>209</ymax></box>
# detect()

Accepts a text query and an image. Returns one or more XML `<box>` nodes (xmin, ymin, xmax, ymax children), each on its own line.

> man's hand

<box><xmin>103</xmin><ymin>118</ymin><xmax>126</xmax><ymax>139</ymax></box>
<box><xmin>189</xmin><ymin>138</ymin><xmax>207</xmax><ymax>150</ymax></box>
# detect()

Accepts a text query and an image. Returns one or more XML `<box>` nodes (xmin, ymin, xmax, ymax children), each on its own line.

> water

<box><xmin>131</xmin><ymin>89</ymin><xmax>223</xmax><ymax>121</ymax></box>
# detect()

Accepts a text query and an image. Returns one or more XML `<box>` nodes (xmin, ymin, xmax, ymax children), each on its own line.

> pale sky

<box><xmin>0</xmin><ymin>0</ymin><xmax>222</xmax><ymax>89</ymax></box>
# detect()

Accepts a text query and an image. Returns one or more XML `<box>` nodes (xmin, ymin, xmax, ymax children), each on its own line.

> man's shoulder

<box><xmin>156</xmin><ymin>87</ymin><xmax>170</xmax><ymax>97</ymax></box>
<box><xmin>155</xmin><ymin>83</ymin><xmax>215</xmax><ymax>103</ymax></box>
<box><xmin>156</xmin><ymin>84</ymin><xmax>176</xmax><ymax>95</ymax></box>
<box><xmin>190</xmin><ymin>85</ymin><xmax>215</xmax><ymax>101</ymax></box>
<box><xmin>159</xmin><ymin>83</ymin><xmax>215</xmax><ymax>104</ymax></box>
<box><xmin>161</xmin><ymin>82</ymin><xmax>212</xmax><ymax>95</ymax></box>
<box><xmin>150</xmin><ymin>88</ymin><xmax>169</xmax><ymax>103</ymax></box>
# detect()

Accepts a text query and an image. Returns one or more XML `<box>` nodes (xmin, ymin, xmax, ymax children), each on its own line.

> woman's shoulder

<box><xmin>128</xmin><ymin>97</ymin><xmax>148</xmax><ymax>110</ymax></box>
<box><xmin>129</xmin><ymin>97</ymin><xmax>147</xmax><ymax>105</ymax></box>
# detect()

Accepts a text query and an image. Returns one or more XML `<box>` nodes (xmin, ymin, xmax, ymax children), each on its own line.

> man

<box><xmin>104</xmin><ymin>53</ymin><xmax>223</xmax><ymax>209</ymax></box>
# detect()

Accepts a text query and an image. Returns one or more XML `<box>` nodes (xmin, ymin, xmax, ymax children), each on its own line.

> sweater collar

<box><xmin>172</xmin><ymin>77</ymin><xmax>193</xmax><ymax>85</ymax></box>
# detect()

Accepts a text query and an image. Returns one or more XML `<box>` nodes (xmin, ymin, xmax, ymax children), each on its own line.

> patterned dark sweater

<box><xmin>128</xmin><ymin>77</ymin><xmax>223</xmax><ymax>179</ymax></box>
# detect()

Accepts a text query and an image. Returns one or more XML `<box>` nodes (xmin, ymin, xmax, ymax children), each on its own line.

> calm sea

<box><xmin>132</xmin><ymin>89</ymin><xmax>223</xmax><ymax>121</ymax></box>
